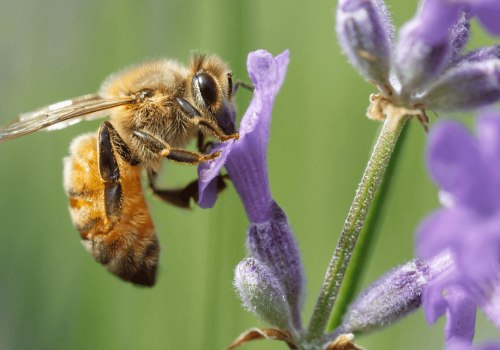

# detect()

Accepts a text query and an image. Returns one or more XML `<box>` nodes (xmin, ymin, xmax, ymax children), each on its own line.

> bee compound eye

<box><xmin>193</xmin><ymin>72</ymin><xmax>218</xmax><ymax>107</ymax></box>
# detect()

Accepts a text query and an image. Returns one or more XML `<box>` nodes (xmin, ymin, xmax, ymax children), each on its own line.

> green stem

<box><xmin>304</xmin><ymin>114</ymin><xmax>407</xmax><ymax>342</ymax></box>
<box><xmin>327</xmin><ymin>120</ymin><xmax>411</xmax><ymax>332</ymax></box>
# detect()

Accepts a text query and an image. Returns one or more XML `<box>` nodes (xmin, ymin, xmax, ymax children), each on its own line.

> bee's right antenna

<box><xmin>227</xmin><ymin>72</ymin><xmax>254</xmax><ymax>97</ymax></box>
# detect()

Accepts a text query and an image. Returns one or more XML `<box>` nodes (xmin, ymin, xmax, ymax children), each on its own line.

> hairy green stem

<box><xmin>327</xmin><ymin>120</ymin><xmax>411</xmax><ymax>332</ymax></box>
<box><xmin>305</xmin><ymin>114</ymin><xmax>407</xmax><ymax>342</ymax></box>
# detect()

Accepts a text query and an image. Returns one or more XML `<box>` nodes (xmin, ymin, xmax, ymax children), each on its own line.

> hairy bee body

<box><xmin>0</xmin><ymin>54</ymin><xmax>240</xmax><ymax>287</ymax></box>
<box><xmin>64</xmin><ymin>133</ymin><xmax>159</xmax><ymax>286</ymax></box>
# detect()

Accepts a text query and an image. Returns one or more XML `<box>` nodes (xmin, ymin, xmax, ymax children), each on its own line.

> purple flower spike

<box><xmin>247</xmin><ymin>202</ymin><xmax>305</xmax><ymax>331</ymax></box>
<box><xmin>198</xmin><ymin>50</ymin><xmax>305</xmax><ymax>331</ymax></box>
<box><xmin>422</xmin><ymin>59</ymin><xmax>500</xmax><ymax>111</ymax></box>
<box><xmin>198</xmin><ymin>49</ymin><xmax>289</xmax><ymax>223</ymax></box>
<box><xmin>234</xmin><ymin>258</ymin><xmax>293</xmax><ymax>331</ymax></box>
<box><xmin>336</xmin><ymin>0</ymin><xmax>394</xmax><ymax>85</ymax></box>
<box><xmin>335</xmin><ymin>254</ymin><xmax>452</xmax><ymax>336</ymax></box>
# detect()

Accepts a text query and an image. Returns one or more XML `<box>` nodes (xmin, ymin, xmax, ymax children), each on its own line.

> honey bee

<box><xmin>0</xmin><ymin>55</ymin><xmax>244</xmax><ymax>286</ymax></box>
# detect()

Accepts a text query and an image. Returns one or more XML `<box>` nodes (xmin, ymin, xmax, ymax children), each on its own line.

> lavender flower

<box><xmin>337</xmin><ymin>0</ymin><xmax>500</xmax><ymax>118</ymax></box>
<box><xmin>198</xmin><ymin>49</ymin><xmax>288</xmax><ymax>222</ymax></box>
<box><xmin>198</xmin><ymin>50</ymin><xmax>305</xmax><ymax>335</ymax></box>
<box><xmin>417</xmin><ymin>114</ymin><xmax>500</xmax><ymax>347</ymax></box>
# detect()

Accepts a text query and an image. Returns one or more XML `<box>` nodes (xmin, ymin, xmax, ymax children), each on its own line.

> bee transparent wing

<box><xmin>0</xmin><ymin>95</ymin><xmax>136</xmax><ymax>143</ymax></box>
<box><xmin>19</xmin><ymin>94</ymin><xmax>105</xmax><ymax>131</ymax></box>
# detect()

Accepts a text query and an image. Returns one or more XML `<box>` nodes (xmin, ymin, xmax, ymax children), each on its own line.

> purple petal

<box><xmin>410</xmin><ymin>0</ymin><xmax>462</xmax><ymax>45</ymax></box>
<box><xmin>479</xmin><ymin>277</ymin><xmax>500</xmax><ymax>330</ymax></box>
<box><xmin>444</xmin><ymin>286</ymin><xmax>477</xmax><ymax>346</ymax></box>
<box><xmin>197</xmin><ymin>49</ymin><xmax>289</xmax><ymax>218</ymax></box>
<box><xmin>416</xmin><ymin>209</ymin><xmax>471</xmax><ymax>260</ymax></box>
<box><xmin>336</xmin><ymin>0</ymin><xmax>394</xmax><ymax>84</ymax></box>
<box><xmin>423</xmin><ymin>277</ymin><xmax>451</xmax><ymax>324</ymax></box>
<box><xmin>455</xmin><ymin>218</ymin><xmax>500</xmax><ymax>288</ymax></box>
<box><xmin>225</xmin><ymin>50</ymin><xmax>289</xmax><ymax>222</ymax></box>
<box><xmin>198</xmin><ymin>142</ymin><xmax>232</xmax><ymax>208</ymax></box>
<box><xmin>477</xmin><ymin>113</ymin><xmax>500</xmax><ymax>164</ymax></box>
<box><xmin>426</xmin><ymin>121</ymin><xmax>483</xmax><ymax>207</ymax></box>
<box><xmin>474</xmin><ymin>2</ymin><xmax>500</xmax><ymax>35</ymax></box>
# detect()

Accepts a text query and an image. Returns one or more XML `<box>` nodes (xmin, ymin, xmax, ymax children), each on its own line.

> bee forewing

<box><xmin>0</xmin><ymin>95</ymin><xmax>136</xmax><ymax>143</ymax></box>
<box><xmin>18</xmin><ymin>94</ymin><xmax>101</xmax><ymax>122</ymax></box>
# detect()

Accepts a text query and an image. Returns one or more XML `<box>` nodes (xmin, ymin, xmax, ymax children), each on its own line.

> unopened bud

<box><xmin>234</xmin><ymin>258</ymin><xmax>293</xmax><ymax>331</ymax></box>
<box><xmin>337</xmin><ymin>254</ymin><xmax>453</xmax><ymax>335</ymax></box>
<box><xmin>423</xmin><ymin>59</ymin><xmax>500</xmax><ymax>111</ymax></box>
<box><xmin>336</xmin><ymin>0</ymin><xmax>393</xmax><ymax>85</ymax></box>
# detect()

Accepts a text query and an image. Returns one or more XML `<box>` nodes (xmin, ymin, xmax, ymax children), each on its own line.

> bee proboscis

<box><xmin>0</xmin><ymin>54</ymin><xmax>244</xmax><ymax>286</ymax></box>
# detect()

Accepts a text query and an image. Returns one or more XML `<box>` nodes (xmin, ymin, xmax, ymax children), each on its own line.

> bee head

<box><xmin>189</xmin><ymin>54</ymin><xmax>237</xmax><ymax>135</ymax></box>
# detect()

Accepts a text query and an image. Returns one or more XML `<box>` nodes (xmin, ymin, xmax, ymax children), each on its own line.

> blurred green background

<box><xmin>0</xmin><ymin>1</ymin><xmax>497</xmax><ymax>349</ymax></box>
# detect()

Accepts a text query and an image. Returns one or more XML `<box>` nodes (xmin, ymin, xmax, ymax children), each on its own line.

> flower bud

<box><xmin>394</xmin><ymin>27</ymin><xmax>450</xmax><ymax>95</ymax></box>
<box><xmin>422</xmin><ymin>59</ymin><xmax>500</xmax><ymax>111</ymax></box>
<box><xmin>338</xmin><ymin>259</ymin><xmax>430</xmax><ymax>334</ymax></box>
<box><xmin>234</xmin><ymin>258</ymin><xmax>293</xmax><ymax>331</ymax></box>
<box><xmin>393</xmin><ymin>2</ymin><xmax>460</xmax><ymax>94</ymax></box>
<box><xmin>336</xmin><ymin>0</ymin><xmax>393</xmax><ymax>85</ymax></box>
<box><xmin>247</xmin><ymin>201</ymin><xmax>305</xmax><ymax>330</ymax></box>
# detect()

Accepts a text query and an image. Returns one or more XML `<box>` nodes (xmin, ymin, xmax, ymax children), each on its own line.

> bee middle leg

<box><xmin>148</xmin><ymin>171</ymin><xmax>229</xmax><ymax>209</ymax></box>
<box><xmin>132</xmin><ymin>129</ymin><xmax>220</xmax><ymax>164</ymax></box>
<box><xmin>132</xmin><ymin>128</ymin><xmax>228</xmax><ymax>209</ymax></box>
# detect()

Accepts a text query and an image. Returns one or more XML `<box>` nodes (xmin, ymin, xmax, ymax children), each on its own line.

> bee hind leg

<box><xmin>98</xmin><ymin>122</ymin><xmax>124</xmax><ymax>222</ymax></box>
<box><xmin>148</xmin><ymin>172</ymin><xmax>228</xmax><ymax>209</ymax></box>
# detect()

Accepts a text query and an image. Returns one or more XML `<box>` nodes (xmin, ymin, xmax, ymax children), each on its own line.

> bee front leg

<box><xmin>98</xmin><ymin>122</ymin><xmax>123</xmax><ymax>222</ymax></box>
<box><xmin>175</xmin><ymin>97</ymin><xmax>239</xmax><ymax>142</ymax></box>
<box><xmin>132</xmin><ymin>129</ymin><xmax>220</xmax><ymax>164</ymax></box>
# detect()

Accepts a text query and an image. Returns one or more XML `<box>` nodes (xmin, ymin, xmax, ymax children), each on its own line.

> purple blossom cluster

<box><xmin>334</xmin><ymin>0</ymin><xmax>500</xmax><ymax>349</ymax></box>
<box><xmin>337</xmin><ymin>0</ymin><xmax>500</xmax><ymax>113</ymax></box>
<box><xmin>418</xmin><ymin>114</ymin><xmax>500</xmax><ymax>349</ymax></box>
